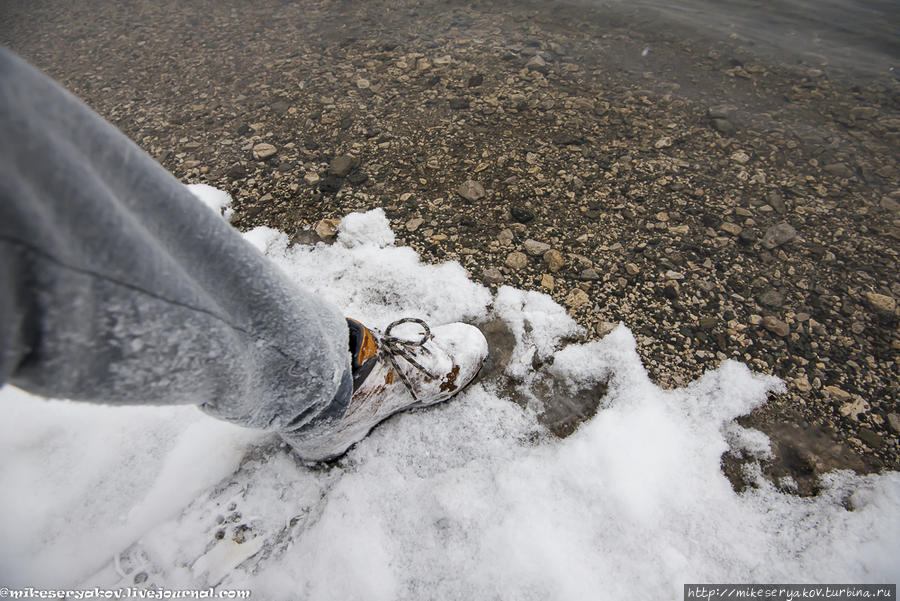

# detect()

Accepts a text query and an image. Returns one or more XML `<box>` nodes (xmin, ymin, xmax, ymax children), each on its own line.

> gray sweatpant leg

<box><xmin>0</xmin><ymin>46</ymin><xmax>352</xmax><ymax>441</ymax></box>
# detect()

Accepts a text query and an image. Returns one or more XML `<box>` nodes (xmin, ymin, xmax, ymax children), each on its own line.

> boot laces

<box><xmin>379</xmin><ymin>318</ymin><xmax>439</xmax><ymax>401</ymax></box>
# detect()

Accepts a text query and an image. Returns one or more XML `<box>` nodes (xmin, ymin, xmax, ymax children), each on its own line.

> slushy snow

<box><xmin>0</xmin><ymin>187</ymin><xmax>897</xmax><ymax>598</ymax></box>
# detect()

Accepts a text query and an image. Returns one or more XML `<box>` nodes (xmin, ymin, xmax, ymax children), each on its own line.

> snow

<box><xmin>186</xmin><ymin>183</ymin><xmax>234</xmax><ymax>222</ymax></box>
<box><xmin>1</xmin><ymin>189</ymin><xmax>898</xmax><ymax>597</ymax></box>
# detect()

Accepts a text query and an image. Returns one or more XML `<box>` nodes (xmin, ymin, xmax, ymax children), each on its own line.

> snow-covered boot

<box><xmin>298</xmin><ymin>317</ymin><xmax>488</xmax><ymax>460</ymax></box>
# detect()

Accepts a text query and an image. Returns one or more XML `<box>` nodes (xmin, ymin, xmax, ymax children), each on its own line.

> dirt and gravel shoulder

<box><xmin>3</xmin><ymin>0</ymin><xmax>899</xmax><ymax>494</ymax></box>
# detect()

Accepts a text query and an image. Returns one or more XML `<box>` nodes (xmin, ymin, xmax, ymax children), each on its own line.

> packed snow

<box><xmin>0</xmin><ymin>186</ymin><xmax>897</xmax><ymax>598</ymax></box>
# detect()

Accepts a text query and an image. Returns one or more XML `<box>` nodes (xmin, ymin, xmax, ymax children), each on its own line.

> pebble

<box><xmin>565</xmin><ymin>288</ymin><xmax>590</xmax><ymax>309</ymax></box>
<box><xmin>762</xmin><ymin>222</ymin><xmax>797</xmax><ymax>249</ymax></box>
<box><xmin>664</xmin><ymin>270</ymin><xmax>685</xmax><ymax>281</ymax></box>
<box><xmin>227</xmin><ymin>164</ymin><xmax>247</xmax><ymax>179</ymax></box>
<box><xmin>824</xmin><ymin>385</ymin><xmax>852</xmax><ymax>402</ymax></box>
<box><xmin>482</xmin><ymin>267</ymin><xmax>504</xmax><ymax>285</ymax></box>
<box><xmin>252</xmin><ymin>143</ymin><xmax>277</xmax><ymax>160</ymax></box>
<box><xmin>699</xmin><ymin>317</ymin><xmax>719</xmax><ymax>330</ymax></box>
<box><xmin>766</xmin><ymin>190</ymin><xmax>787</xmax><ymax>214</ymax></box>
<box><xmin>328</xmin><ymin>155</ymin><xmax>357</xmax><ymax>177</ymax></box>
<box><xmin>887</xmin><ymin>413</ymin><xmax>900</xmax><ymax>435</ymax></box>
<box><xmin>738</xmin><ymin>229</ymin><xmax>758</xmax><ymax>245</ymax></box>
<box><xmin>865</xmin><ymin>292</ymin><xmax>896</xmax><ymax>316</ymax></box>
<box><xmin>580</xmin><ymin>268</ymin><xmax>600</xmax><ymax>280</ymax></box>
<box><xmin>758</xmin><ymin>290</ymin><xmax>784</xmax><ymax>308</ymax></box>
<box><xmin>510</xmin><ymin>206</ymin><xmax>534</xmax><ymax>223</ymax></box>
<box><xmin>406</xmin><ymin>217</ymin><xmax>425</xmax><ymax>232</ymax></box>
<box><xmin>526</xmin><ymin>54</ymin><xmax>549</xmax><ymax>73</ymax></box>
<box><xmin>541</xmin><ymin>274</ymin><xmax>555</xmax><ymax>291</ymax></box>
<box><xmin>731</xmin><ymin>151</ymin><xmax>750</xmax><ymax>164</ymax></box>
<box><xmin>762</xmin><ymin>316</ymin><xmax>790</xmax><ymax>336</ymax></box>
<box><xmin>839</xmin><ymin>397</ymin><xmax>870</xmax><ymax>421</ymax></box>
<box><xmin>355</xmin><ymin>78</ymin><xmax>370</xmax><ymax>89</ymax></box>
<box><xmin>712</xmin><ymin>118</ymin><xmax>736</xmax><ymax>135</ymax></box>
<box><xmin>457</xmin><ymin>179</ymin><xmax>485</xmax><ymax>202</ymax></box>
<box><xmin>625</xmin><ymin>263</ymin><xmax>640</xmax><ymax>276</ymax></box>
<box><xmin>544</xmin><ymin>249</ymin><xmax>565</xmax><ymax>272</ymax></box>
<box><xmin>654</xmin><ymin>137</ymin><xmax>673</xmax><ymax>149</ymax></box>
<box><xmin>720</xmin><ymin>222</ymin><xmax>742</xmax><ymax>236</ymax></box>
<box><xmin>523</xmin><ymin>239</ymin><xmax>551</xmax><ymax>256</ymax></box>
<box><xmin>303</xmin><ymin>172</ymin><xmax>320</xmax><ymax>186</ymax></box>
<box><xmin>506</xmin><ymin>251</ymin><xmax>528</xmax><ymax>269</ymax></box>
<box><xmin>314</xmin><ymin>218</ymin><xmax>340</xmax><ymax>241</ymax></box>
<box><xmin>858</xmin><ymin>428</ymin><xmax>883</xmax><ymax>448</ymax></box>
<box><xmin>823</xmin><ymin>162</ymin><xmax>853</xmax><ymax>178</ymax></box>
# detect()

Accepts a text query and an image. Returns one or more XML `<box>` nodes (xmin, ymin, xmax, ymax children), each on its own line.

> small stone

<box><xmin>227</xmin><ymin>164</ymin><xmax>247</xmax><ymax>179</ymax></box>
<box><xmin>318</xmin><ymin>174</ymin><xmax>344</xmax><ymax>195</ymax></box>
<box><xmin>449</xmin><ymin>98</ymin><xmax>470</xmax><ymax>110</ymax></box>
<box><xmin>252</xmin><ymin>143</ymin><xmax>277</xmax><ymax>160</ymax></box>
<box><xmin>565</xmin><ymin>288</ymin><xmax>590</xmax><ymax>309</ymax></box>
<box><xmin>654</xmin><ymin>137</ymin><xmax>673</xmax><ymax>149</ymax></box>
<box><xmin>762</xmin><ymin>222</ymin><xmax>797</xmax><ymax>249</ymax></box>
<box><xmin>355</xmin><ymin>78</ymin><xmax>370</xmax><ymax>89</ymax></box>
<box><xmin>881</xmin><ymin>196</ymin><xmax>900</xmax><ymax>214</ymax></box>
<box><xmin>523</xmin><ymin>239</ymin><xmax>551</xmax><ymax>256</ymax></box>
<box><xmin>823</xmin><ymin>162</ymin><xmax>854</xmax><ymax>178</ymax></box>
<box><xmin>887</xmin><ymin>413</ymin><xmax>900</xmax><ymax>435</ymax></box>
<box><xmin>580</xmin><ymin>268</ymin><xmax>600</xmax><ymax>280</ymax></box>
<box><xmin>699</xmin><ymin>317</ymin><xmax>719</xmax><ymax>330</ymax></box>
<box><xmin>720</xmin><ymin>222</ymin><xmax>742</xmax><ymax>236</ymax></box>
<box><xmin>483</xmin><ymin>267</ymin><xmax>504</xmax><ymax>285</ymax></box>
<box><xmin>839</xmin><ymin>397</ymin><xmax>870</xmax><ymax>421</ymax></box>
<box><xmin>303</xmin><ymin>172</ymin><xmax>320</xmax><ymax>186</ymax></box>
<box><xmin>865</xmin><ymin>292</ymin><xmax>896</xmax><ymax>316</ymax></box>
<box><xmin>824</xmin><ymin>386</ymin><xmax>852</xmax><ymax>402</ymax></box>
<box><xmin>625</xmin><ymin>263</ymin><xmax>640</xmax><ymax>276</ymax></box>
<box><xmin>328</xmin><ymin>155</ymin><xmax>357</xmax><ymax>177</ymax></box>
<box><xmin>498</xmin><ymin>228</ymin><xmax>514</xmax><ymax>245</ymax></box>
<box><xmin>270</xmin><ymin>101</ymin><xmax>290</xmax><ymax>114</ymax></box>
<box><xmin>749</xmin><ymin>314</ymin><xmax>762</xmax><ymax>326</ymax></box>
<box><xmin>662</xmin><ymin>281</ymin><xmax>679</xmax><ymax>300</ymax></box>
<box><xmin>711</xmin><ymin>118</ymin><xmax>736</xmax><ymax>135</ymax></box>
<box><xmin>858</xmin><ymin>428</ymin><xmax>883</xmax><ymax>448</ymax></box>
<box><xmin>315</xmin><ymin>218</ymin><xmax>341</xmax><ymax>241</ymax></box>
<box><xmin>526</xmin><ymin>54</ymin><xmax>549</xmax><ymax>73</ymax></box>
<box><xmin>731</xmin><ymin>151</ymin><xmax>750</xmax><ymax>164</ymax></box>
<box><xmin>738</xmin><ymin>229</ymin><xmax>758</xmax><ymax>245</ymax></box>
<box><xmin>762</xmin><ymin>316</ymin><xmax>790</xmax><ymax>336</ymax></box>
<box><xmin>510</xmin><ymin>206</ymin><xmax>534</xmax><ymax>223</ymax></box>
<box><xmin>544</xmin><ymin>249</ymin><xmax>565</xmax><ymax>273</ymax></box>
<box><xmin>406</xmin><ymin>218</ymin><xmax>425</xmax><ymax>232</ymax></box>
<box><xmin>467</xmin><ymin>73</ymin><xmax>484</xmax><ymax>88</ymax></box>
<box><xmin>793</xmin><ymin>375</ymin><xmax>811</xmax><ymax>393</ymax></box>
<box><xmin>766</xmin><ymin>190</ymin><xmax>787</xmax><ymax>214</ymax></box>
<box><xmin>664</xmin><ymin>270</ymin><xmax>685</xmax><ymax>281</ymax></box>
<box><xmin>347</xmin><ymin>171</ymin><xmax>369</xmax><ymax>185</ymax></box>
<box><xmin>541</xmin><ymin>274</ymin><xmax>555</xmax><ymax>291</ymax></box>
<box><xmin>505</xmin><ymin>251</ymin><xmax>528</xmax><ymax>270</ymax></box>
<box><xmin>457</xmin><ymin>180</ymin><xmax>485</xmax><ymax>202</ymax></box>
<box><xmin>758</xmin><ymin>289</ymin><xmax>784</xmax><ymax>308</ymax></box>
<box><xmin>708</xmin><ymin>105</ymin><xmax>734</xmax><ymax>119</ymax></box>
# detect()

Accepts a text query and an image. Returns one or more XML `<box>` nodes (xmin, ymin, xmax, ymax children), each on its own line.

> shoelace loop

<box><xmin>380</xmin><ymin>318</ymin><xmax>438</xmax><ymax>401</ymax></box>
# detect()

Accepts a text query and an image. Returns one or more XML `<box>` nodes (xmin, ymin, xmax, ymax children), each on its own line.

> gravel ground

<box><xmin>3</xmin><ymin>0</ymin><xmax>899</xmax><ymax>495</ymax></box>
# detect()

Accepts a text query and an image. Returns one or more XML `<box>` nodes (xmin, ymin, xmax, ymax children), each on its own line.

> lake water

<box><xmin>564</xmin><ymin>0</ymin><xmax>899</xmax><ymax>76</ymax></box>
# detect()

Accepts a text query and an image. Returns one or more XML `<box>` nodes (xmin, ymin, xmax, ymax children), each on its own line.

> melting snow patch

<box><xmin>1</xmin><ymin>207</ymin><xmax>898</xmax><ymax>597</ymax></box>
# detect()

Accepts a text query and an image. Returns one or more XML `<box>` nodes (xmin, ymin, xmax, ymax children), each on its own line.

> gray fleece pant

<box><xmin>0</xmin><ymin>46</ymin><xmax>353</xmax><ymax>443</ymax></box>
